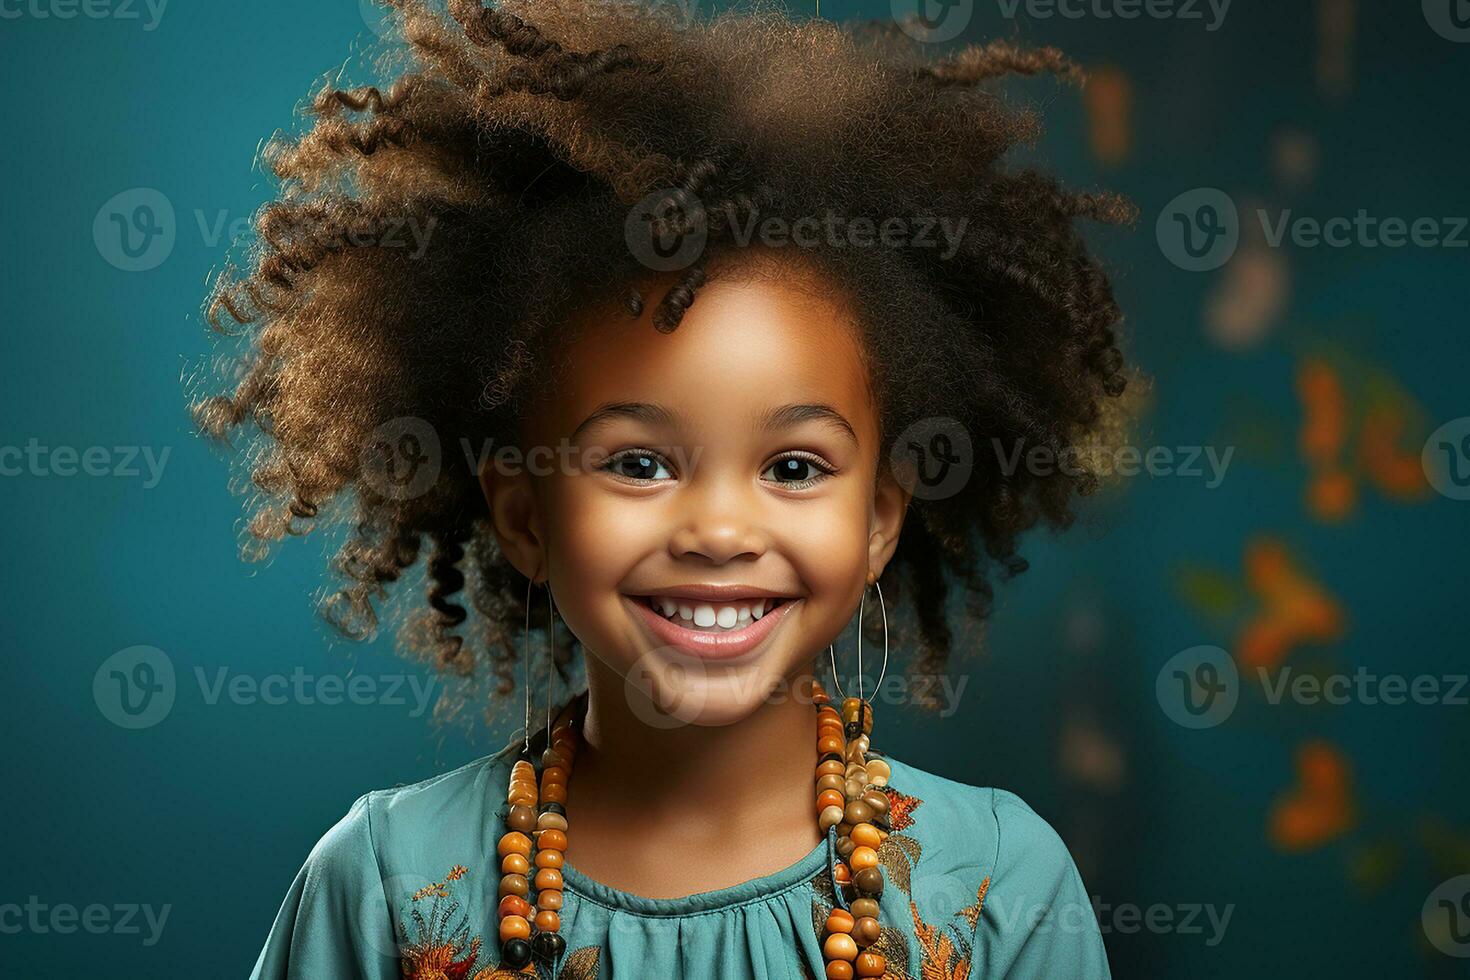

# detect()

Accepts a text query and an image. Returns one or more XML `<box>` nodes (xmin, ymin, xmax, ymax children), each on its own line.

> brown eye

<box><xmin>761</xmin><ymin>453</ymin><xmax>834</xmax><ymax>486</ymax></box>
<box><xmin>602</xmin><ymin>451</ymin><xmax>673</xmax><ymax>481</ymax></box>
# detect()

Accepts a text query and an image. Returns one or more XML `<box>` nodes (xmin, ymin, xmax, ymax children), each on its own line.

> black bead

<box><xmin>532</xmin><ymin>931</ymin><xmax>566</xmax><ymax>962</ymax></box>
<box><xmin>540</xmin><ymin>801</ymin><xmax>567</xmax><ymax>816</ymax></box>
<box><xmin>819</xmin><ymin>751</ymin><xmax>844</xmax><ymax>765</ymax></box>
<box><xmin>502</xmin><ymin>938</ymin><xmax>533</xmax><ymax>969</ymax></box>
<box><xmin>844</xmin><ymin>721</ymin><xmax>862</xmax><ymax>739</ymax></box>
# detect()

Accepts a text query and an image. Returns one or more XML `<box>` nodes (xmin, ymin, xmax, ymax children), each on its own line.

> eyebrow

<box><xmin>570</xmin><ymin>400</ymin><xmax>859</xmax><ymax>447</ymax></box>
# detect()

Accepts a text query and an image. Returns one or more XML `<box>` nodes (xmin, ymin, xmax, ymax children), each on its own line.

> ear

<box><xmin>867</xmin><ymin>469</ymin><xmax>912</xmax><ymax>582</ymax></box>
<box><xmin>479</xmin><ymin>456</ymin><xmax>547</xmax><ymax>582</ymax></box>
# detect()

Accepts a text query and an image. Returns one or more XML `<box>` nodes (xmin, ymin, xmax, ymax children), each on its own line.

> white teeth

<box><xmin>645</xmin><ymin>597</ymin><xmax>784</xmax><ymax>631</ymax></box>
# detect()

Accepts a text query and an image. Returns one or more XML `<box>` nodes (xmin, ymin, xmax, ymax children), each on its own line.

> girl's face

<box><xmin>483</xmin><ymin>256</ymin><xmax>909</xmax><ymax>727</ymax></box>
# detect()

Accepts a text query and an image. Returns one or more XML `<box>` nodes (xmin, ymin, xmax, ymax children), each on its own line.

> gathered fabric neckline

<box><xmin>557</xmin><ymin>834</ymin><xmax>831</xmax><ymax>918</ymax></box>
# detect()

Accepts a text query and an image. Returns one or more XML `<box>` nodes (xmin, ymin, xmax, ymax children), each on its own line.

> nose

<box><xmin>667</xmin><ymin>486</ymin><xmax>768</xmax><ymax>565</ymax></box>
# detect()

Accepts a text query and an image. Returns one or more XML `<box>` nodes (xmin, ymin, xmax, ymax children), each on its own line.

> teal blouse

<box><xmin>249</xmin><ymin>738</ymin><xmax>1110</xmax><ymax>979</ymax></box>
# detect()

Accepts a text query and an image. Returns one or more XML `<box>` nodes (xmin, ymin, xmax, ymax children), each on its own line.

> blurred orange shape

<box><xmin>1306</xmin><ymin>466</ymin><xmax>1357</xmax><ymax>522</ymax></box>
<box><xmin>1297</xmin><ymin>357</ymin><xmax>1347</xmax><ymax>465</ymax></box>
<box><xmin>1270</xmin><ymin>740</ymin><xmax>1354</xmax><ymax>852</ymax></box>
<box><xmin>1236</xmin><ymin>537</ymin><xmax>1345</xmax><ymax>670</ymax></box>
<box><xmin>1084</xmin><ymin>65</ymin><xmax>1131</xmax><ymax>167</ymax></box>
<box><xmin>1358</xmin><ymin>403</ymin><xmax>1431</xmax><ymax>500</ymax></box>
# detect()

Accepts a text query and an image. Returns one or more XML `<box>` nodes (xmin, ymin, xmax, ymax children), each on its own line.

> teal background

<box><xmin>2</xmin><ymin>0</ymin><xmax>1468</xmax><ymax>976</ymax></box>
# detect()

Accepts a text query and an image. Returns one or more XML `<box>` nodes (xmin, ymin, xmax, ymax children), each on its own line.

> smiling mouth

<box><xmin>624</xmin><ymin>590</ymin><xmax>799</xmax><ymax>659</ymax></box>
<box><xmin>637</xmin><ymin>595</ymin><xmax>793</xmax><ymax>633</ymax></box>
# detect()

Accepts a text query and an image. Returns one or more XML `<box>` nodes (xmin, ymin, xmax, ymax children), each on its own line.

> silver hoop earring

<box><xmin>522</xmin><ymin>573</ymin><xmax>557</xmax><ymax>756</ymax></box>
<box><xmin>827</xmin><ymin>579</ymin><xmax>889</xmax><ymax>703</ymax></box>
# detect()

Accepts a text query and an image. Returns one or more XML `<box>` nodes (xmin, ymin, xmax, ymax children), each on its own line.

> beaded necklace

<box><xmin>493</xmin><ymin>680</ymin><xmax>893</xmax><ymax>978</ymax></box>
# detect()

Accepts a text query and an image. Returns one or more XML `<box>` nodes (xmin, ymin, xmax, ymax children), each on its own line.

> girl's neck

<box><xmin>556</xmin><ymin>657</ymin><xmax>823</xmax><ymax>897</ymax></box>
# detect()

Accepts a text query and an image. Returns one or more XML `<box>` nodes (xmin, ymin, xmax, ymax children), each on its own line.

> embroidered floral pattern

<box><xmin>807</xmin><ymin>784</ymin><xmax>991</xmax><ymax>980</ymax></box>
<box><xmin>397</xmin><ymin>867</ymin><xmax>602</xmax><ymax>980</ymax></box>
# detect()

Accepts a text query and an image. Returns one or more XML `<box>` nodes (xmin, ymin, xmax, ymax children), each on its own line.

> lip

<box><xmin>625</xmin><ymin>592</ymin><xmax>798</xmax><ymax>660</ymax></box>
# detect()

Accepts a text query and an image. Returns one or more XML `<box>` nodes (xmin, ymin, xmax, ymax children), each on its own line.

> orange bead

<box><xmin>537</xmin><ymin>889</ymin><xmax>563</xmax><ymax>910</ymax></box>
<box><xmin>541</xmin><ymin>765</ymin><xmax>568</xmax><ymax>784</ymax></box>
<box><xmin>817</xmin><ymin>735</ymin><xmax>845</xmax><ymax>755</ymax></box>
<box><xmin>817</xmin><ymin>760</ymin><xmax>846</xmax><ymax>778</ymax></box>
<box><xmin>498</xmin><ymin>914</ymin><xmax>531</xmax><ymax>941</ymax></box>
<box><xmin>849</xmin><ymin>846</ymin><xmax>879</xmax><ymax>871</ymax></box>
<box><xmin>497</xmin><ymin>832</ymin><xmax>532</xmax><ymax>857</ymax></box>
<box><xmin>534</xmin><ymin>868</ymin><xmax>564</xmax><ymax>891</ymax></box>
<box><xmin>508</xmin><ymin>790</ymin><xmax>536</xmax><ymax>807</ymax></box>
<box><xmin>534</xmin><ymin>849</ymin><xmax>564</xmax><ymax>868</ymax></box>
<box><xmin>850</xmin><ymin>823</ymin><xmax>882</xmax><ymax>849</ymax></box>
<box><xmin>825</xmin><ymin>962</ymin><xmax>853</xmax><ymax>980</ymax></box>
<box><xmin>816</xmin><ymin>790</ymin><xmax>845</xmax><ymax>812</ymax></box>
<box><xmin>534</xmin><ymin>910</ymin><xmax>561</xmax><ymax>932</ymax></box>
<box><xmin>854</xmin><ymin>951</ymin><xmax>885</xmax><ymax>977</ymax></box>
<box><xmin>497</xmin><ymin>895</ymin><xmax>532</xmax><ymax>919</ymax></box>
<box><xmin>823</xmin><ymin>932</ymin><xmax>858</xmax><ymax>961</ymax></box>
<box><xmin>538</xmin><ymin>828</ymin><xmax>568</xmax><ymax>851</ymax></box>
<box><xmin>498</xmin><ymin>874</ymin><xmax>529</xmax><ymax>898</ymax></box>
<box><xmin>833</xmin><ymin>862</ymin><xmax>851</xmax><ymax>885</ymax></box>
<box><xmin>542</xmin><ymin>782</ymin><xmax>568</xmax><ymax>804</ymax></box>
<box><xmin>500</xmin><ymin>853</ymin><xmax>530</xmax><ymax>875</ymax></box>
<box><xmin>825</xmin><ymin>909</ymin><xmax>855</xmax><ymax>934</ymax></box>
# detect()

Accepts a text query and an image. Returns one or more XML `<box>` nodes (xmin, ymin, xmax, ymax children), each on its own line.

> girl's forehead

<box><xmin>541</xmin><ymin>270</ymin><xmax>876</xmax><ymax>440</ymax></box>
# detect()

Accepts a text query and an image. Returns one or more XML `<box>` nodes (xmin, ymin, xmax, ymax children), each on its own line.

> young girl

<box><xmin>201</xmin><ymin>1</ymin><xmax>1132</xmax><ymax>976</ymax></box>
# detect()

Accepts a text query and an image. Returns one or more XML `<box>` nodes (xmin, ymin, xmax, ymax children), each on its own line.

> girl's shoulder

<box><xmin>869</xmin><ymin>753</ymin><xmax>1087</xmax><ymax>917</ymax></box>
<box><xmin>846</xmin><ymin>754</ymin><xmax>1108</xmax><ymax>979</ymax></box>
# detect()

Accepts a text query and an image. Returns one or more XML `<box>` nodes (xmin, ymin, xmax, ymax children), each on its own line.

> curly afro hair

<box><xmin>194</xmin><ymin>0</ymin><xmax>1135</xmax><ymax>721</ymax></box>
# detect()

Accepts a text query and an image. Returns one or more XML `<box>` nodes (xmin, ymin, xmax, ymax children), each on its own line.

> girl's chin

<box><xmin>615</xmin><ymin>650</ymin><xmax>801</xmax><ymax>729</ymax></box>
